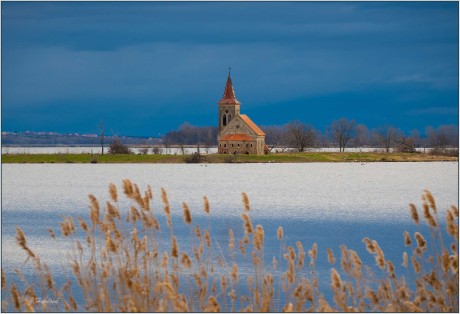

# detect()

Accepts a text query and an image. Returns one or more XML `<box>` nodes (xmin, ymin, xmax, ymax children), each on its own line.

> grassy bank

<box><xmin>2</xmin><ymin>152</ymin><xmax>458</xmax><ymax>163</ymax></box>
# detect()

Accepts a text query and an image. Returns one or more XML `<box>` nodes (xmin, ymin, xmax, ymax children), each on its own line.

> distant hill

<box><xmin>1</xmin><ymin>131</ymin><xmax>162</xmax><ymax>146</ymax></box>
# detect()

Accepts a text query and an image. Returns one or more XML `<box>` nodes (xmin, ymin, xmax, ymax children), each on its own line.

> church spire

<box><xmin>219</xmin><ymin>68</ymin><xmax>240</xmax><ymax>105</ymax></box>
<box><xmin>223</xmin><ymin>68</ymin><xmax>235</xmax><ymax>99</ymax></box>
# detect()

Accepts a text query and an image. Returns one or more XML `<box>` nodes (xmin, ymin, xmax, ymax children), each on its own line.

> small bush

<box><xmin>151</xmin><ymin>146</ymin><xmax>162</xmax><ymax>154</ymax></box>
<box><xmin>429</xmin><ymin>148</ymin><xmax>459</xmax><ymax>157</ymax></box>
<box><xmin>184</xmin><ymin>152</ymin><xmax>205</xmax><ymax>163</ymax></box>
<box><xmin>138</xmin><ymin>148</ymin><xmax>149</xmax><ymax>155</ymax></box>
<box><xmin>224</xmin><ymin>154</ymin><xmax>238</xmax><ymax>163</ymax></box>
<box><xmin>108</xmin><ymin>138</ymin><xmax>132</xmax><ymax>154</ymax></box>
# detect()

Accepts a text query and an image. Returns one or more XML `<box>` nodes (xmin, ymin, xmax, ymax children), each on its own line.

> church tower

<box><xmin>217</xmin><ymin>69</ymin><xmax>240</xmax><ymax>136</ymax></box>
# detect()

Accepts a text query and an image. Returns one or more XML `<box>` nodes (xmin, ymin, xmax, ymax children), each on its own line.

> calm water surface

<box><xmin>2</xmin><ymin>162</ymin><xmax>458</xmax><ymax>309</ymax></box>
<box><xmin>2</xmin><ymin>146</ymin><xmax>431</xmax><ymax>154</ymax></box>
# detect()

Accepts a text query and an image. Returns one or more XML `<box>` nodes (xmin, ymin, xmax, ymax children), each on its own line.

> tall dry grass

<box><xmin>2</xmin><ymin>182</ymin><xmax>458</xmax><ymax>312</ymax></box>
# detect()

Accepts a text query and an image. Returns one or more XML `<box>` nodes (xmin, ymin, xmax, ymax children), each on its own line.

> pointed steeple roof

<box><xmin>218</xmin><ymin>68</ymin><xmax>240</xmax><ymax>105</ymax></box>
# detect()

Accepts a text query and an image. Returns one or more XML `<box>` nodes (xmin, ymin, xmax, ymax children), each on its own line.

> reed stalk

<box><xmin>2</xmin><ymin>183</ymin><xmax>457</xmax><ymax>312</ymax></box>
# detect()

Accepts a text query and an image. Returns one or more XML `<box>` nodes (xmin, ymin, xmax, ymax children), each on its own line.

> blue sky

<box><xmin>2</xmin><ymin>1</ymin><xmax>458</xmax><ymax>136</ymax></box>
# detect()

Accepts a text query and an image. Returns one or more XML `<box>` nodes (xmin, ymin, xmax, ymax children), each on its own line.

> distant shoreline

<box><xmin>2</xmin><ymin>152</ymin><xmax>457</xmax><ymax>164</ymax></box>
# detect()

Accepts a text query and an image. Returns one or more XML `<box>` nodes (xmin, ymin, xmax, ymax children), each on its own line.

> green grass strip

<box><xmin>2</xmin><ymin>152</ymin><xmax>457</xmax><ymax>164</ymax></box>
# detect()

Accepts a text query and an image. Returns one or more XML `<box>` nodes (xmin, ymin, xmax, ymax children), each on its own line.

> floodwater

<box><xmin>1</xmin><ymin>146</ymin><xmax>217</xmax><ymax>155</ymax></box>
<box><xmin>2</xmin><ymin>162</ymin><xmax>458</xmax><ymax>310</ymax></box>
<box><xmin>1</xmin><ymin>146</ymin><xmax>431</xmax><ymax>154</ymax></box>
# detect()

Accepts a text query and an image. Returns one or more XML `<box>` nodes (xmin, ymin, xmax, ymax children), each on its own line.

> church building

<box><xmin>217</xmin><ymin>70</ymin><xmax>266</xmax><ymax>155</ymax></box>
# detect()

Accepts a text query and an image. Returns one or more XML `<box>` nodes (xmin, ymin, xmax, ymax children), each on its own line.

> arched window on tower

<box><xmin>222</xmin><ymin>114</ymin><xmax>227</xmax><ymax>126</ymax></box>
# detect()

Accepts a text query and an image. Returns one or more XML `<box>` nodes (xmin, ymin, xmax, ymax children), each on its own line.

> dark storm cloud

<box><xmin>2</xmin><ymin>2</ymin><xmax>458</xmax><ymax>135</ymax></box>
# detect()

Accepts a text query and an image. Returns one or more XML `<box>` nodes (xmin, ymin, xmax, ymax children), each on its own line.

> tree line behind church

<box><xmin>162</xmin><ymin>118</ymin><xmax>458</xmax><ymax>155</ymax></box>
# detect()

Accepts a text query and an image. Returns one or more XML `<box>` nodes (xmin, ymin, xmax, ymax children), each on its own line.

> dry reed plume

<box><xmin>2</xmin><ymin>182</ymin><xmax>458</xmax><ymax>312</ymax></box>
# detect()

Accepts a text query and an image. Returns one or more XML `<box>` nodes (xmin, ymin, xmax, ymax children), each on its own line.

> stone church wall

<box><xmin>218</xmin><ymin>140</ymin><xmax>257</xmax><ymax>154</ymax></box>
<box><xmin>220</xmin><ymin>116</ymin><xmax>256</xmax><ymax>137</ymax></box>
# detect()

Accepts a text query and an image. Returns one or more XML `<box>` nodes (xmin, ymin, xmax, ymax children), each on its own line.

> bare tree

<box><xmin>163</xmin><ymin>138</ymin><xmax>171</xmax><ymax>154</ymax></box>
<box><xmin>329</xmin><ymin>118</ymin><xmax>356</xmax><ymax>152</ymax></box>
<box><xmin>316</xmin><ymin>131</ymin><xmax>330</xmax><ymax>149</ymax></box>
<box><xmin>99</xmin><ymin>122</ymin><xmax>105</xmax><ymax>155</ymax></box>
<box><xmin>394</xmin><ymin>133</ymin><xmax>416</xmax><ymax>153</ymax></box>
<box><xmin>203</xmin><ymin>127</ymin><xmax>215</xmax><ymax>154</ymax></box>
<box><xmin>263</xmin><ymin>125</ymin><xmax>287</xmax><ymax>153</ymax></box>
<box><xmin>440</xmin><ymin>125</ymin><xmax>459</xmax><ymax>147</ymax></box>
<box><xmin>179</xmin><ymin>144</ymin><xmax>185</xmax><ymax>155</ymax></box>
<box><xmin>410</xmin><ymin>129</ymin><xmax>421</xmax><ymax>148</ymax></box>
<box><xmin>353</xmin><ymin>124</ymin><xmax>370</xmax><ymax>149</ymax></box>
<box><xmin>373</xmin><ymin>125</ymin><xmax>399</xmax><ymax>153</ymax></box>
<box><xmin>426</xmin><ymin>125</ymin><xmax>459</xmax><ymax>150</ymax></box>
<box><xmin>285</xmin><ymin>121</ymin><xmax>316</xmax><ymax>152</ymax></box>
<box><xmin>163</xmin><ymin>123</ymin><xmax>217</xmax><ymax>146</ymax></box>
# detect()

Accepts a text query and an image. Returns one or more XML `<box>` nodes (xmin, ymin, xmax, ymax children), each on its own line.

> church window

<box><xmin>225</xmin><ymin>109</ymin><xmax>229</xmax><ymax>113</ymax></box>
<box><xmin>232</xmin><ymin>144</ymin><xmax>234</xmax><ymax>147</ymax></box>
<box><xmin>238</xmin><ymin>143</ymin><xmax>240</xmax><ymax>148</ymax></box>
<box><xmin>251</xmin><ymin>144</ymin><xmax>253</xmax><ymax>147</ymax></box>
<box><xmin>224</xmin><ymin>144</ymin><xmax>227</xmax><ymax>147</ymax></box>
<box><xmin>222</xmin><ymin>114</ymin><xmax>227</xmax><ymax>126</ymax></box>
